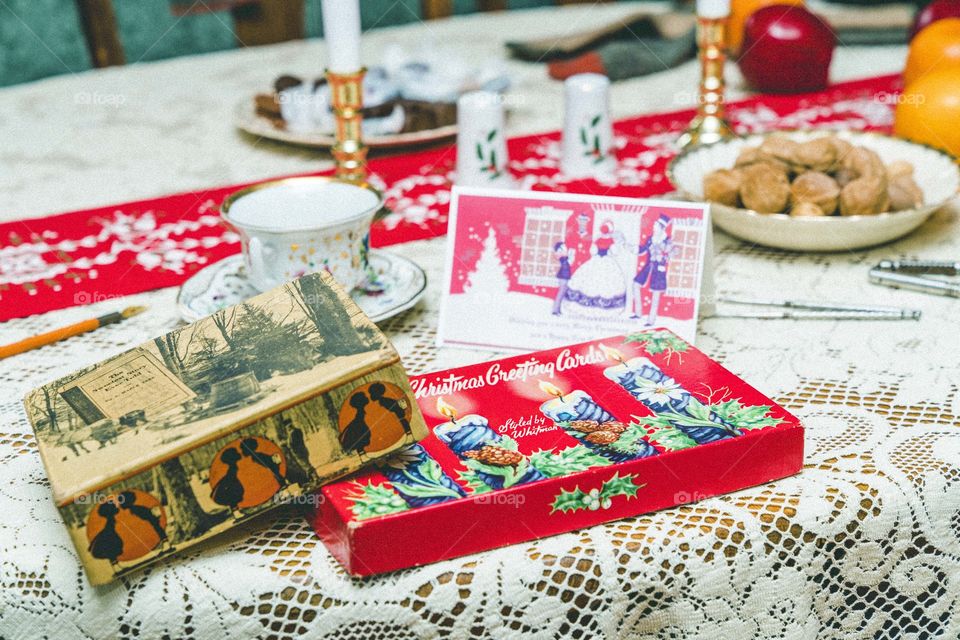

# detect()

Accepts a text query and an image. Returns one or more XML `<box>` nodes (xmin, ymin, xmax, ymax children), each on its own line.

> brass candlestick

<box><xmin>677</xmin><ymin>13</ymin><xmax>735</xmax><ymax>148</ymax></box>
<box><xmin>326</xmin><ymin>67</ymin><xmax>369</xmax><ymax>183</ymax></box>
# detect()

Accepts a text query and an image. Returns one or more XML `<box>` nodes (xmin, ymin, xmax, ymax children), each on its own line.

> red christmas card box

<box><xmin>311</xmin><ymin>329</ymin><xmax>804</xmax><ymax>575</ymax></box>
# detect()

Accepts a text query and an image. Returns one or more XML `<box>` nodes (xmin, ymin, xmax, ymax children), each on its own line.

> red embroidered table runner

<box><xmin>0</xmin><ymin>74</ymin><xmax>899</xmax><ymax>321</ymax></box>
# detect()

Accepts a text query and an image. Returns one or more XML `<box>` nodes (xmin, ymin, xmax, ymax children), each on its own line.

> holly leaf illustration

<box><xmin>580</xmin><ymin>127</ymin><xmax>587</xmax><ymax>145</ymax></box>
<box><xmin>685</xmin><ymin>399</ymin><xmax>714</xmax><ymax>423</ymax></box>
<box><xmin>709</xmin><ymin>400</ymin><xmax>783</xmax><ymax>431</ymax></box>
<box><xmin>345</xmin><ymin>482</ymin><xmax>409</xmax><ymax>520</ymax></box>
<box><xmin>457</xmin><ymin>469</ymin><xmax>493</xmax><ymax>495</ymax></box>
<box><xmin>489</xmin><ymin>149</ymin><xmax>498</xmax><ymax>172</ymax></box>
<box><xmin>475</xmin><ymin>142</ymin><xmax>483</xmax><ymax>160</ymax></box>
<box><xmin>645</xmin><ymin>424</ymin><xmax>697</xmax><ymax>451</ymax></box>
<box><xmin>498</xmin><ymin>436</ymin><xmax>520</xmax><ymax>451</ymax></box>
<box><xmin>487</xmin><ymin>129</ymin><xmax>497</xmax><ymax>142</ymax></box>
<box><xmin>551</xmin><ymin>486</ymin><xmax>589</xmax><ymax>514</ymax></box>
<box><xmin>591</xmin><ymin>114</ymin><xmax>601</xmax><ymax>127</ymax></box>
<box><xmin>606</xmin><ymin>422</ymin><xmax>655</xmax><ymax>455</ymax></box>
<box><xmin>529</xmin><ymin>445</ymin><xmax>609</xmax><ymax>478</ymax></box>
<box><xmin>624</xmin><ymin>330</ymin><xmax>689</xmax><ymax>355</ymax></box>
<box><xmin>461</xmin><ymin>453</ymin><xmax>529</xmax><ymax>490</ymax></box>
<box><xmin>599</xmin><ymin>473</ymin><xmax>644</xmax><ymax>501</ymax></box>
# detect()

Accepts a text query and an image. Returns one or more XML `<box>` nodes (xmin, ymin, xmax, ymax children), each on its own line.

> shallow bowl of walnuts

<box><xmin>668</xmin><ymin>131</ymin><xmax>959</xmax><ymax>251</ymax></box>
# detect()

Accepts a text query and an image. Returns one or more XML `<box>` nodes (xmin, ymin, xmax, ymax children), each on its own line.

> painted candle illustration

<box><xmin>379</xmin><ymin>444</ymin><xmax>466</xmax><ymax>508</ymax></box>
<box><xmin>538</xmin><ymin>379</ymin><xmax>657</xmax><ymax>461</ymax></box>
<box><xmin>599</xmin><ymin>344</ymin><xmax>740</xmax><ymax>444</ymax></box>
<box><xmin>434</xmin><ymin>397</ymin><xmax>545</xmax><ymax>490</ymax></box>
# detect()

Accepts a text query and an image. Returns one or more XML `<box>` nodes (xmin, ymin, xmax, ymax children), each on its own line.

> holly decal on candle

<box><xmin>580</xmin><ymin>114</ymin><xmax>609</xmax><ymax>164</ymax></box>
<box><xmin>550</xmin><ymin>473</ymin><xmax>645</xmax><ymax>514</ymax></box>
<box><xmin>475</xmin><ymin>129</ymin><xmax>504</xmax><ymax>180</ymax></box>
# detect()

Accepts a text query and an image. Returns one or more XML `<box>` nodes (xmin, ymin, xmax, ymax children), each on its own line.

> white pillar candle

<box><xmin>321</xmin><ymin>0</ymin><xmax>362</xmax><ymax>73</ymax></box>
<box><xmin>696</xmin><ymin>0</ymin><xmax>731</xmax><ymax>18</ymax></box>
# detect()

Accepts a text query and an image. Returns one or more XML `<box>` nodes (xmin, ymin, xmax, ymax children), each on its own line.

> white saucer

<box><xmin>177</xmin><ymin>250</ymin><xmax>427</xmax><ymax>324</ymax></box>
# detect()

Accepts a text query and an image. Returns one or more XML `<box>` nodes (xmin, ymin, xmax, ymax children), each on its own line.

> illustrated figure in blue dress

<box><xmin>633</xmin><ymin>214</ymin><xmax>676</xmax><ymax>325</ymax></box>
<box><xmin>552</xmin><ymin>241</ymin><xmax>575</xmax><ymax>316</ymax></box>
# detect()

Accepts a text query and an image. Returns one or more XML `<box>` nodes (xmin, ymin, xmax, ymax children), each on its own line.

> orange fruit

<box><xmin>895</xmin><ymin>68</ymin><xmax>960</xmax><ymax>157</ymax></box>
<box><xmin>728</xmin><ymin>0</ymin><xmax>805</xmax><ymax>53</ymax></box>
<box><xmin>903</xmin><ymin>18</ymin><xmax>960</xmax><ymax>87</ymax></box>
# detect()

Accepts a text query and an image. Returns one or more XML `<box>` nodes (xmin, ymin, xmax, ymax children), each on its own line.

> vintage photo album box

<box><xmin>23</xmin><ymin>272</ymin><xmax>428</xmax><ymax>585</ymax></box>
<box><xmin>311</xmin><ymin>330</ymin><xmax>804</xmax><ymax>575</ymax></box>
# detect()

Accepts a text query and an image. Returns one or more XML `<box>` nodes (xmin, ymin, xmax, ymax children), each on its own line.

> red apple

<box><xmin>737</xmin><ymin>5</ymin><xmax>836</xmax><ymax>94</ymax></box>
<box><xmin>911</xmin><ymin>0</ymin><xmax>960</xmax><ymax>41</ymax></box>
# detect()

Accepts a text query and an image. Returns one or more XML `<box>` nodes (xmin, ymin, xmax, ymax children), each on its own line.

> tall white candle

<box><xmin>696</xmin><ymin>0</ymin><xmax>730</xmax><ymax>18</ymax></box>
<box><xmin>321</xmin><ymin>0</ymin><xmax>362</xmax><ymax>73</ymax></box>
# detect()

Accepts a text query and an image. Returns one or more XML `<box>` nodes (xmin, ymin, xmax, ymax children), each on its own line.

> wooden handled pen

<box><xmin>0</xmin><ymin>306</ymin><xmax>147</xmax><ymax>360</ymax></box>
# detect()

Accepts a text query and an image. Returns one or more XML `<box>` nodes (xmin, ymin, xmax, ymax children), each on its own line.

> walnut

<box><xmin>840</xmin><ymin>174</ymin><xmax>890</xmax><ymax>215</ymax></box>
<box><xmin>759</xmin><ymin>134</ymin><xmax>801</xmax><ymax>167</ymax></box>
<box><xmin>886</xmin><ymin>160</ymin><xmax>915</xmax><ymax>181</ymax></box>
<box><xmin>834</xmin><ymin>167</ymin><xmax>859</xmax><ymax>188</ymax></box>
<box><xmin>791</xmin><ymin>171</ymin><xmax>840</xmax><ymax>215</ymax></box>
<box><xmin>794</xmin><ymin>137</ymin><xmax>839</xmax><ymax>172</ymax></box>
<box><xmin>703</xmin><ymin>168</ymin><xmax>742</xmax><ymax>206</ymax></box>
<box><xmin>841</xmin><ymin>146</ymin><xmax>885</xmax><ymax>180</ymax></box>
<box><xmin>740</xmin><ymin>163</ymin><xmax>790</xmax><ymax>213</ymax></box>
<box><xmin>739</xmin><ymin>149</ymin><xmax>792</xmax><ymax>175</ymax></box>
<box><xmin>831</xmin><ymin>137</ymin><xmax>854</xmax><ymax>162</ymax></box>
<box><xmin>888</xmin><ymin>175</ymin><xmax>924</xmax><ymax>211</ymax></box>
<box><xmin>791</xmin><ymin>202</ymin><xmax>827</xmax><ymax>217</ymax></box>
<box><xmin>734</xmin><ymin>146</ymin><xmax>763</xmax><ymax>168</ymax></box>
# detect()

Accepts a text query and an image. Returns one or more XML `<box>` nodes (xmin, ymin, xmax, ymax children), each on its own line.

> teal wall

<box><xmin>0</xmin><ymin>0</ymin><xmax>568</xmax><ymax>87</ymax></box>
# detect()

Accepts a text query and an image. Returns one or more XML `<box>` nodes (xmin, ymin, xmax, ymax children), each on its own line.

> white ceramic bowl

<box><xmin>668</xmin><ymin>131</ymin><xmax>960</xmax><ymax>252</ymax></box>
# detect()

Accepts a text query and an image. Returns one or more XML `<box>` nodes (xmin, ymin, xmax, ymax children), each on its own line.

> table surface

<box><xmin>3</xmin><ymin>4</ymin><xmax>960</xmax><ymax>640</ymax></box>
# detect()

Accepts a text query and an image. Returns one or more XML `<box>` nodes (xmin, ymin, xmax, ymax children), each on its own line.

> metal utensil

<box><xmin>869</xmin><ymin>260</ymin><xmax>960</xmax><ymax>298</ymax></box>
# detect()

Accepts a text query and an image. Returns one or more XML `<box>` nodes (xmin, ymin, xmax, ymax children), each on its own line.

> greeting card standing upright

<box><xmin>438</xmin><ymin>187</ymin><xmax>714</xmax><ymax>351</ymax></box>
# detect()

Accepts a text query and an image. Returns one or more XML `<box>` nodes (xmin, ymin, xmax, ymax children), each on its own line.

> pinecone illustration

<box><xmin>568</xmin><ymin>420</ymin><xmax>602</xmax><ymax>433</ymax></box>
<box><xmin>585</xmin><ymin>430</ymin><xmax>620</xmax><ymax>445</ymax></box>
<box><xmin>602</xmin><ymin>421</ymin><xmax>627</xmax><ymax>434</ymax></box>
<box><xmin>463</xmin><ymin>445</ymin><xmax>524</xmax><ymax>467</ymax></box>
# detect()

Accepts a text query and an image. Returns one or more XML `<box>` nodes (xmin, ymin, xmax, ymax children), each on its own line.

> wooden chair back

<box><xmin>75</xmin><ymin>0</ymin><xmax>305</xmax><ymax>68</ymax></box>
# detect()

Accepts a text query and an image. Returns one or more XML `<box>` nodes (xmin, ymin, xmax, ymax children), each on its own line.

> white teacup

<box><xmin>221</xmin><ymin>177</ymin><xmax>383</xmax><ymax>292</ymax></box>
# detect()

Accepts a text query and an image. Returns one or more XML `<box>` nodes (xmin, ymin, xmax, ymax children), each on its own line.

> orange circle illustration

<box><xmin>338</xmin><ymin>381</ymin><xmax>412</xmax><ymax>455</ymax></box>
<box><xmin>86</xmin><ymin>490</ymin><xmax>167</xmax><ymax>564</ymax></box>
<box><xmin>209</xmin><ymin>436</ymin><xmax>287</xmax><ymax>510</ymax></box>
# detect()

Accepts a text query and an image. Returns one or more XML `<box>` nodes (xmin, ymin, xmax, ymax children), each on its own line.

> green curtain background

<box><xmin>0</xmin><ymin>0</ymin><xmax>569</xmax><ymax>87</ymax></box>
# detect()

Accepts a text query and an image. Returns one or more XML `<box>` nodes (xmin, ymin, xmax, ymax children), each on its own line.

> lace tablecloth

<box><xmin>2</xmin><ymin>5</ymin><xmax>959</xmax><ymax>639</ymax></box>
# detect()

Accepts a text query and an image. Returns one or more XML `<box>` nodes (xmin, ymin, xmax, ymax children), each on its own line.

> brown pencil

<box><xmin>0</xmin><ymin>306</ymin><xmax>147</xmax><ymax>360</ymax></box>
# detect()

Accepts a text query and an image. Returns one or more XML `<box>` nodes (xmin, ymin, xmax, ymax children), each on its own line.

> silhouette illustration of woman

<box><xmin>117</xmin><ymin>491</ymin><xmax>170</xmax><ymax>554</ymax></box>
<box><xmin>210</xmin><ymin>447</ymin><xmax>245</xmax><ymax>516</ymax></box>
<box><xmin>369</xmin><ymin>383</ymin><xmax>411</xmax><ymax>437</ymax></box>
<box><xmin>340</xmin><ymin>392</ymin><xmax>372</xmax><ymax>461</ymax></box>
<box><xmin>240</xmin><ymin>437</ymin><xmax>287</xmax><ymax>488</ymax></box>
<box><xmin>88</xmin><ymin>501</ymin><xmax>124</xmax><ymax>567</ymax></box>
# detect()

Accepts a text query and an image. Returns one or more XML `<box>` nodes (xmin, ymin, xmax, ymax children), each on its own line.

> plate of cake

<box><xmin>239</xmin><ymin>53</ymin><xmax>510</xmax><ymax>149</ymax></box>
